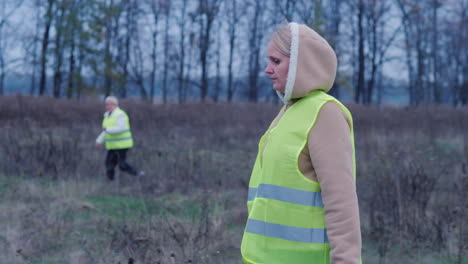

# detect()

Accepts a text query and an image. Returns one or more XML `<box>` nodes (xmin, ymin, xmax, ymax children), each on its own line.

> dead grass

<box><xmin>0</xmin><ymin>94</ymin><xmax>467</xmax><ymax>263</ymax></box>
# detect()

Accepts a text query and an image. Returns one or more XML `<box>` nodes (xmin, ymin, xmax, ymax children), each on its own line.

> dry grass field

<box><xmin>0</xmin><ymin>94</ymin><xmax>467</xmax><ymax>264</ymax></box>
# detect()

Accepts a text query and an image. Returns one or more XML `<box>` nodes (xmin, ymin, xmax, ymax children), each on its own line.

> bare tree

<box><xmin>186</xmin><ymin>26</ymin><xmax>198</xmax><ymax>100</ymax></box>
<box><xmin>0</xmin><ymin>0</ymin><xmax>25</xmax><ymax>95</ymax></box>
<box><xmin>364</xmin><ymin>0</ymin><xmax>400</xmax><ymax>104</ymax></box>
<box><xmin>116</xmin><ymin>0</ymin><xmax>139</xmax><ymax>98</ymax></box>
<box><xmin>130</xmin><ymin>38</ymin><xmax>148</xmax><ymax>100</ymax></box>
<box><xmin>65</xmin><ymin>0</ymin><xmax>79</xmax><ymax>99</ymax></box>
<box><xmin>119</xmin><ymin>0</ymin><xmax>131</xmax><ymax>98</ymax></box>
<box><xmin>147</xmin><ymin>0</ymin><xmax>163</xmax><ymax>103</ymax></box>
<box><xmin>434</xmin><ymin>0</ymin><xmax>467</xmax><ymax>106</ymax></box>
<box><xmin>1</xmin><ymin>0</ymin><xmax>466</xmax><ymax>105</ymax></box>
<box><xmin>162</xmin><ymin>0</ymin><xmax>171</xmax><ymax>103</ymax></box>
<box><xmin>100</xmin><ymin>0</ymin><xmax>124</xmax><ymax>97</ymax></box>
<box><xmin>294</xmin><ymin>0</ymin><xmax>313</xmax><ymax>25</ymax></box>
<box><xmin>52</xmin><ymin>0</ymin><xmax>67</xmax><ymax>98</ymax></box>
<box><xmin>102</xmin><ymin>0</ymin><xmax>114</xmax><ymax>97</ymax></box>
<box><xmin>37</xmin><ymin>0</ymin><xmax>56</xmax><ymax>96</ymax></box>
<box><xmin>342</xmin><ymin>1</ymin><xmax>364</xmax><ymax>103</ymax></box>
<box><xmin>247</xmin><ymin>0</ymin><xmax>267</xmax><ymax>102</ymax></box>
<box><xmin>129</xmin><ymin>0</ymin><xmax>148</xmax><ymax>100</ymax></box>
<box><xmin>29</xmin><ymin>0</ymin><xmax>41</xmax><ymax>95</ymax></box>
<box><xmin>325</xmin><ymin>0</ymin><xmax>342</xmax><ymax>97</ymax></box>
<box><xmin>450</xmin><ymin>0</ymin><xmax>468</xmax><ymax>105</ymax></box>
<box><xmin>395</xmin><ymin>0</ymin><xmax>433</xmax><ymax>105</ymax></box>
<box><xmin>74</xmin><ymin>0</ymin><xmax>92</xmax><ymax>99</ymax></box>
<box><xmin>224</xmin><ymin>0</ymin><xmax>242</xmax><ymax>102</ymax></box>
<box><xmin>62</xmin><ymin>0</ymin><xmax>88</xmax><ymax>99</ymax></box>
<box><xmin>0</xmin><ymin>16</ymin><xmax>6</xmax><ymax>95</ymax></box>
<box><xmin>212</xmin><ymin>19</ymin><xmax>222</xmax><ymax>102</ymax></box>
<box><xmin>273</xmin><ymin>0</ymin><xmax>296</xmax><ymax>21</ymax></box>
<box><xmin>175</xmin><ymin>0</ymin><xmax>189</xmax><ymax>103</ymax></box>
<box><xmin>355</xmin><ymin>0</ymin><xmax>365</xmax><ymax>103</ymax></box>
<box><xmin>196</xmin><ymin>0</ymin><xmax>221</xmax><ymax>102</ymax></box>
<box><xmin>430</xmin><ymin>0</ymin><xmax>442</xmax><ymax>103</ymax></box>
<box><xmin>344</xmin><ymin>0</ymin><xmax>400</xmax><ymax>104</ymax></box>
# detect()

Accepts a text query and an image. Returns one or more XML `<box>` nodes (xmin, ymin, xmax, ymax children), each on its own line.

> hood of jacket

<box><xmin>278</xmin><ymin>23</ymin><xmax>337</xmax><ymax>104</ymax></box>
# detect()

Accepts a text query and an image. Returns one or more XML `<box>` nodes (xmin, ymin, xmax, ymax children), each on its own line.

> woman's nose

<box><xmin>264</xmin><ymin>63</ymin><xmax>273</xmax><ymax>74</ymax></box>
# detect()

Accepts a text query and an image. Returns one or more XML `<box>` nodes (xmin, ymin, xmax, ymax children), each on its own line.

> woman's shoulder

<box><xmin>318</xmin><ymin>102</ymin><xmax>351</xmax><ymax>128</ymax></box>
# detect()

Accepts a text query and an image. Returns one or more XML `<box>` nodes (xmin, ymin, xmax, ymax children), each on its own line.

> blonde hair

<box><xmin>271</xmin><ymin>24</ymin><xmax>292</xmax><ymax>57</ymax></box>
<box><xmin>105</xmin><ymin>96</ymin><xmax>119</xmax><ymax>105</ymax></box>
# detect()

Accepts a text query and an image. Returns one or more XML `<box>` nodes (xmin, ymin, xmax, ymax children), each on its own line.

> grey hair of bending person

<box><xmin>105</xmin><ymin>96</ymin><xmax>119</xmax><ymax>106</ymax></box>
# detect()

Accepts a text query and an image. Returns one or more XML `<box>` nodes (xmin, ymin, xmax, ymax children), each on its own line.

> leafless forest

<box><xmin>0</xmin><ymin>95</ymin><xmax>467</xmax><ymax>263</ymax></box>
<box><xmin>1</xmin><ymin>0</ymin><xmax>467</xmax><ymax>263</ymax></box>
<box><xmin>0</xmin><ymin>0</ymin><xmax>467</xmax><ymax>104</ymax></box>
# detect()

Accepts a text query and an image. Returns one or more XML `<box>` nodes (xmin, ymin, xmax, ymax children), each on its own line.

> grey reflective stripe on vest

<box><xmin>246</xmin><ymin>218</ymin><xmax>329</xmax><ymax>243</ymax></box>
<box><xmin>248</xmin><ymin>187</ymin><xmax>258</xmax><ymax>201</ymax></box>
<box><xmin>105</xmin><ymin>137</ymin><xmax>132</xmax><ymax>142</ymax></box>
<box><xmin>248</xmin><ymin>184</ymin><xmax>324</xmax><ymax>207</ymax></box>
<box><xmin>105</xmin><ymin>129</ymin><xmax>130</xmax><ymax>135</ymax></box>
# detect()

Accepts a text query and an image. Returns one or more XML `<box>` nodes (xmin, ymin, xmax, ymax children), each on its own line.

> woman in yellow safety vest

<box><xmin>95</xmin><ymin>96</ymin><xmax>143</xmax><ymax>181</ymax></box>
<box><xmin>241</xmin><ymin>22</ymin><xmax>362</xmax><ymax>264</ymax></box>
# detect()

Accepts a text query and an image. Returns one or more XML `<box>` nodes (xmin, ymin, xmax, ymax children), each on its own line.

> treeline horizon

<box><xmin>0</xmin><ymin>0</ymin><xmax>466</xmax><ymax>105</ymax></box>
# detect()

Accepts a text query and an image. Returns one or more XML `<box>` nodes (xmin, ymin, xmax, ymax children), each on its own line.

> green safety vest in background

<box><xmin>241</xmin><ymin>90</ymin><xmax>356</xmax><ymax>264</ymax></box>
<box><xmin>102</xmin><ymin>108</ymin><xmax>134</xmax><ymax>150</ymax></box>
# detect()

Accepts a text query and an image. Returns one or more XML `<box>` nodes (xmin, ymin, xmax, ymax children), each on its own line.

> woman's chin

<box><xmin>273</xmin><ymin>86</ymin><xmax>285</xmax><ymax>94</ymax></box>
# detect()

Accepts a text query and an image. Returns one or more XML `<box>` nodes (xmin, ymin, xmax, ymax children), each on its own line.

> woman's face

<box><xmin>265</xmin><ymin>42</ymin><xmax>290</xmax><ymax>93</ymax></box>
<box><xmin>105</xmin><ymin>101</ymin><xmax>117</xmax><ymax>112</ymax></box>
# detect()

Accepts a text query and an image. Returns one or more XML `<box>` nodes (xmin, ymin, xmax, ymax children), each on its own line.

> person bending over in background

<box><xmin>95</xmin><ymin>96</ymin><xmax>143</xmax><ymax>181</ymax></box>
<box><xmin>241</xmin><ymin>22</ymin><xmax>362</xmax><ymax>264</ymax></box>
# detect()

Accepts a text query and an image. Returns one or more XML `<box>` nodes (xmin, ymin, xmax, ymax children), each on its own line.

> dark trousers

<box><xmin>105</xmin><ymin>149</ymin><xmax>138</xmax><ymax>180</ymax></box>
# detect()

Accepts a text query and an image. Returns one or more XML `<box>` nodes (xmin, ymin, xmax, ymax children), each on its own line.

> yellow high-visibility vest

<box><xmin>241</xmin><ymin>90</ymin><xmax>356</xmax><ymax>264</ymax></box>
<box><xmin>102</xmin><ymin>108</ymin><xmax>134</xmax><ymax>150</ymax></box>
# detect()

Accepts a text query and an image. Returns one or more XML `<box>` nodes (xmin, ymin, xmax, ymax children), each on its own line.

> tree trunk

<box><xmin>213</xmin><ymin>23</ymin><xmax>221</xmax><ymax>103</ymax></box>
<box><xmin>150</xmin><ymin>31</ymin><xmax>157</xmax><ymax>103</ymax></box>
<box><xmin>177</xmin><ymin>0</ymin><xmax>187</xmax><ymax>103</ymax></box>
<box><xmin>149</xmin><ymin>0</ymin><xmax>161</xmax><ymax>103</ymax></box>
<box><xmin>355</xmin><ymin>0</ymin><xmax>365</xmax><ymax>103</ymax></box>
<box><xmin>366</xmin><ymin>5</ymin><xmax>377</xmax><ymax>105</ymax></box>
<box><xmin>30</xmin><ymin>3</ymin><xmax>41</xmax><ymax>95</ymax></box>
<box><xmin>200</xmin><ymin>18</ymin><xmax>211</xmax><ymax>101</ymax></box>
<box><xmin>328</xmin><ymin>0</ymin><xmax>341</xmax><ymax>98</ymax></box>
<box><xmin>66</xmin><ymin>33</ymin><xmax>75</xmax><ymax>99</ymax></box>
<box><xmin>53</xmin><ymin>6</ymin><xmax>64</xmax><ymax>98</ymax></box>
<box><xmin>415</xmin><ymin>26</ymin><xmax>425</xmax><ymax>104</ymax></box>
<box><xmin>248</xmin><ymin>0</ymin><xmax>263</xmax><ymax>102</ymax></box>
<box><xmin>39</xmin><ymin>0</ymin><xmax>55</xmax><ymax>95</ymax></box>
<box><xmin>432</xmin><ymin>0</ymin><xmax>441</xmax><ymax>103</ymax></box>
<box><xmin>0</xmin><ymin>59</ymin><xmax>4</xmax><ymax>95</ymax></box>
<box><xmin>162</xmin><ymin>8</ymin><xmax>170</xmax><ymax>104</ymax></box>
<box><xmin>103</xmin><ymin>0</ymin><xmax>114</xmax><ymax>97</ymax></box>
<box><xmin>120</xmin><ymin>0</ymin><xmax>134</xmax><ymax>99</ymax></box>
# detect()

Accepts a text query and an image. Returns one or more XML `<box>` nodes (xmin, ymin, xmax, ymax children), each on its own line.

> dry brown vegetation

<box><xmin>0</xmin><ymin>94</ymin><xmax>467</xmax><ymax>264</ymax></box>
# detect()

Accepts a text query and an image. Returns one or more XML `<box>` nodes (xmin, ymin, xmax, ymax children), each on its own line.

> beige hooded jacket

<box><xmin>269</xmin><ymin>23</ymin><xmax>362</xmax><ymax>264</ymax></box>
